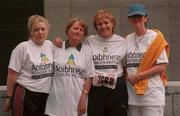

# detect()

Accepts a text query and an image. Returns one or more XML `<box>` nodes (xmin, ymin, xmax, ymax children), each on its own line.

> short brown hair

<box><xmin>93</xmin><ymin>9</ymin><xmax>116</xmax><ymax>32</ymax></box>
<box><xmin>65</xmin><ymin>17</ymin><xmax>88</xmax><ymax>37</ymax></box>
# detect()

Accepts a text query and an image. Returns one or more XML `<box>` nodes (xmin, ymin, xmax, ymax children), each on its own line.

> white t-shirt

<box><xmin>86</xmin><ymin>34</ymin><xmax>127</xmax><ymax>89</ymax></box>
<box><xmin>126</xmin><ymin>29</ymin><xmax>169</xmax><ymax>106</ymax></box>
<box><xmin>45</xmin><ymin>42</ymin><xmax>95</xmax><ymax>116</ymax></box>
<box><xmin>9</xmin><ymin>39</ymin><xmax>53</xmax><ymax>93</ymax></box>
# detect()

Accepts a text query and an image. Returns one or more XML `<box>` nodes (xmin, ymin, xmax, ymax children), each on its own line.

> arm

<box><xmin>123</xmin><ymin>66</ymin><xmax>127</xmax><ymax>78</ymax></box>
<box><xmin>127</xmin><ymin>63</ymin><xmax>166</xmax><ymax>85</ymax></box>
<box><xmin>3</xmin><ymin>68</ymin><xmax>17</xmax><ymax>112</ymax></box>
<box><xmin>78</xmin><ymin>78</ymin><xmax>92</xmax><ymax>116</ymax></box>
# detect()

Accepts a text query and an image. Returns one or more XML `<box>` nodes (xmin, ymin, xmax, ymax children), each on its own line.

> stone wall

<box><xmin>1</xmin><ymin>82</ymin><xmax>180</xmax><ymax>116</ymax></box>
<box><xmin>165</xmin><ymin>82</ymin><xmax>180</xmax><ymax>116</ymax></box>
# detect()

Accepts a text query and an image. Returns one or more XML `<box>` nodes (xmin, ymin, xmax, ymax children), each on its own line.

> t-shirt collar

<box><xmin>65</xmin><ymin>40</ymin><xmax>82</xmax><ymax>51</ymax></box>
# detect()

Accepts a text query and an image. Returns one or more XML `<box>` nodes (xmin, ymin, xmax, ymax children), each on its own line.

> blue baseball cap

<box><xmin>128</xmin><ymin>3</ymin><xmax>148</xmax><ymax>16</ymax></box>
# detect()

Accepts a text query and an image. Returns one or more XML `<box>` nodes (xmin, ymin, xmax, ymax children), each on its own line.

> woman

<box><xmin>3</xmin><ymin>15</ymin><xmax>53</xmax><ymax>116</ymax></box>
<box><xmin>45</xmin><ymin>17</ymin><xmax>95</xmax><ymax>116</ymax></box>
<box><xmin>53</xmin><ymin>10</ymin><xmax>128</xmax><ymax>116</ymax></box>
<box><xmin>87</xmin><ymin>9</ymin><xmax>128</xmax><ymax>116</ymax></box>
<box><xmin>126</xmin><ymin>3</ymin><xmax>170</xmax><ymax>116</ymax></box>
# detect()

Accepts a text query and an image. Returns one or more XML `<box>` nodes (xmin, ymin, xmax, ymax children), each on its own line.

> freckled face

<box><xmin>30</xmin><ymin>22</ymin><xmax>49</xmax><ymax>45</ymax></box>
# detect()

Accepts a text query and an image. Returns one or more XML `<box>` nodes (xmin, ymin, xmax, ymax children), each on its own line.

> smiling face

<box><xmin>96</xmin><ymin>18</ymin><xmax>114</xmax><ymax>38</ymax></box>
<box><xmin>93</xmin><ymin>10</ymin><xmax>116</xmax><ymax>39</ymax></box>
<box><xmin>67</xmin><ymin>21</ymin><xmax>85</xmax><ymax>43</ymax></box>
<box><xmin>30</xmin><ymin>21</ymin><xmax>49</xmax><ymax>45</ymax></box>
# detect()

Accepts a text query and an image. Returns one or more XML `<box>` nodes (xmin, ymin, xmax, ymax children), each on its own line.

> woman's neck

<box><xmin>68</xmin><ymin>39</ymin><xmax>80</xmax><ymax>47</ymax></box>
<box><xmin>135</xmin><ymin>27</ymin><xmax>147</xmax><ymax>36</ymax></box>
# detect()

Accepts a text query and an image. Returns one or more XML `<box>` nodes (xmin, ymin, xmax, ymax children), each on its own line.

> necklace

<box><xmin>134</xmin><ymin>29</ymin><xmax>147</xmax><ymax>51</ymax></box>
<box><xmin>134</xmin><ymin>34</ymin><xmax>145</xmax><ymax>50</ymax></box>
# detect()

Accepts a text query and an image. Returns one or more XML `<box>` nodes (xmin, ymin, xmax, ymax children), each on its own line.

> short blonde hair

<box><xmin>93</xmin><ymin>9</ymin><xmax>116</xmax><ymax>32</ymax></box>
<box><xmin>27</xmin><ymin>14</ymin><xmax>51</xmax><ymax>32</ymax></box>
<box><xmin>65</xmin><ymin>17</ymin><xmax>88</xmax><ymax>37</ymax></box>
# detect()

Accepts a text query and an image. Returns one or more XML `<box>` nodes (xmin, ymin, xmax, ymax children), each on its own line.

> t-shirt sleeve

<box><xmin>8</xmin><ymin>43</ymin><xmax>25</xmax><ymax>72</ymax></box>
<box><xmin>85</xmin><ymin>45</ymin><xmax>95</xmax><ymax>78</ymax></box>
<box><xmin>156</xmin><ymin>48</ymin><xmax>169</xmax><ymax>64</ymax></box>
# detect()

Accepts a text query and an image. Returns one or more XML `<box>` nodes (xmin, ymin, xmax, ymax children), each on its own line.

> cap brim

<box><xmin>128</xmin><ymin>11</ymin><xmax>146</xmax><ymax>16</ymax></box>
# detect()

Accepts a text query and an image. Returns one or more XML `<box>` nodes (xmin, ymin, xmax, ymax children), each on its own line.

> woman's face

<box><xmin>30</xmin><ymin>22</ymin><xmax>48</xmax><ymax>45</ymax></box>
<box><xmin>96</xmin><ymin>18</ymin><xmax>114</xmax><ymax>38</ymax></box>
<box><xmin>128</xmin><ymin>15</ymin><xmax>148</xmax><ymax>29</ymax></box>
<box><xmin>67</xmin><ymin>21</ymin><xmax>85</xmax><ymax>42</ymax></box>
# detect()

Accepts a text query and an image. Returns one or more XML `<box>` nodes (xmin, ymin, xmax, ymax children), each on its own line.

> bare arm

<box><xmin>123</xmin><ymin>66</ymin><xmax>127</xmax><ymax>78</ymax></box>
<box><xmin>3</xmin><ymin>68</ymin><xmax>17</xmax><ymax>112</ymax></box>
<box><xmin>127</xmin><ymin>63</ymin><xmax>167</xmax><ymax>85</ymax></box>
<box><xmin>78</xmin><ymin>78</ymin><xmax>92</xmax><ymax>116</ymax></box>
<box><xmin>138</xmin><ymin>63</ymin><xmax>166</xmax><ymax>79</ymax></box>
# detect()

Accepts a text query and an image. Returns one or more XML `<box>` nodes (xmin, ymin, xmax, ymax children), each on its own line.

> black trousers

<box><xmin>13</xmin><ymin>84</ymin><xmax>48</xmax><ymax>116</ymax></box>
<box><xmin>88</xmin><ymin>76</ymin><xmax>128</xmax><ymax>116</ymax></box>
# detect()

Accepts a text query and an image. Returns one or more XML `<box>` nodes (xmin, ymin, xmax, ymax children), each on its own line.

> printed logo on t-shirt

<box><xmin>31</xmin><ymin>52</ymin><xmax>53</xmax><ymax>79</ymax></box>
<box><xmin>40</xmin><ymin>53</ymin><xmax>49</xmax><ymax>63</ymax></box>
<box><xmin>126</xmin><ymin>51</ymin><xmax>145</xmax><ymax>67</ymax></box>
<box><xmin>103</xmin><ymin>47</ymin><xmax>108</xmax><ymax>52</ymax></box>
<box><xmin>66</xmin><ymin>54</ymin><xmax>75</xmax><ymax>65</ymax></box>
<box><xmin>93</xmin><ymin>53</ymin><xmax>121</xmax><ymax>70</ymax></box>
<box><xmin>54</xmin><ymin>54</ymin><xmax>86</xmax><ymax>78</ymax></box>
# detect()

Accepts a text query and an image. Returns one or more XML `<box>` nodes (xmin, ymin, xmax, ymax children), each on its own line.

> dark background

<box><xmin>0</xmin><ymin>0</ymin><xmax>44</xmax><ymax>85</ymax></box>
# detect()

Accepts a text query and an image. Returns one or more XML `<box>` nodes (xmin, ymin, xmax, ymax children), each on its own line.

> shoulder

<box><xmin>146</xmin><ymin>29</ymin><xmax>158</xmax><ymax>43</ymax></box>
<box><xmin>81</xmin><ymin>44</ymin><xmax>93</xmax><ymax>60</ymax></box>
<box><xmin>85</xmin><ymin>34</ymin><xmax>96</xmax><ymax>42</ymax></box>
<box><xmin>84</xmin><ymin>34</ymin><xmax>99</xmax><ymax>45</ymax></box>
<box><xmin>10</xmin><ymin>41</ymin><xmax>30</xmax><ymax>57</ymax></box>
<box><xmin>44</xmin><ymin>40</ymin><xmax>53</xmax><ymax>46</ymax></box>
<box><xmin>13</xmin><ymin>41</ymin><xmax>29</xmax><ymax>51</ymax></box>
<box><xmin>125</xmin><ymin>32</ymin><xmax>135</xmax><ymax>41</ymax></box>
<box><xmin>113</xmin><ymin>34</ymin><xmax>124</xmax><ymax>39</ymax></box>
<box><xmin>45</xmin><ymin>39</ymin><xmax>52</xmax><ymax>43</ymax></box>
<box><xmin>87</xmin><ymin>34</ymin><xmax>96</xmax><ymax>39</ymax></box>
<box><xmin>112</xmin><ymin>34</ymin><xmax>126</xmax><ymax>42</ymax></box>
<box><xmin>82</xmin><ymin>43</ymin><xmax>91</xmax><ymax>52</ymax></box>
<box><xmin>147</xmin><ymin>29</ymin><xmax>158</xmax><ymax>36</ymax></box>
<box><xmin>17</xmin><ymin>40</ymin><xmax>29</xmax><ymax>47</ymax></box>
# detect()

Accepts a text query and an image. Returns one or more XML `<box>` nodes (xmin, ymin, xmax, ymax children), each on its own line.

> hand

<box><xmin>126</xmin><ymin>74</ymin><xmax>140</xmax><ymax>85</ymax></box>
<box><xmin>78</xmin><ymin>92</ymin><xmax>87</xmax><ymax>116</ymax></box>
<box><xmin>53</xmin><ymin>37</ymin><xmax>63</xmax><ymax>48</ymax></box>
<box><xmin>3</xmin><ymin>98</ymin><xmax>12</xmax><ymax>112</ymax></box>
